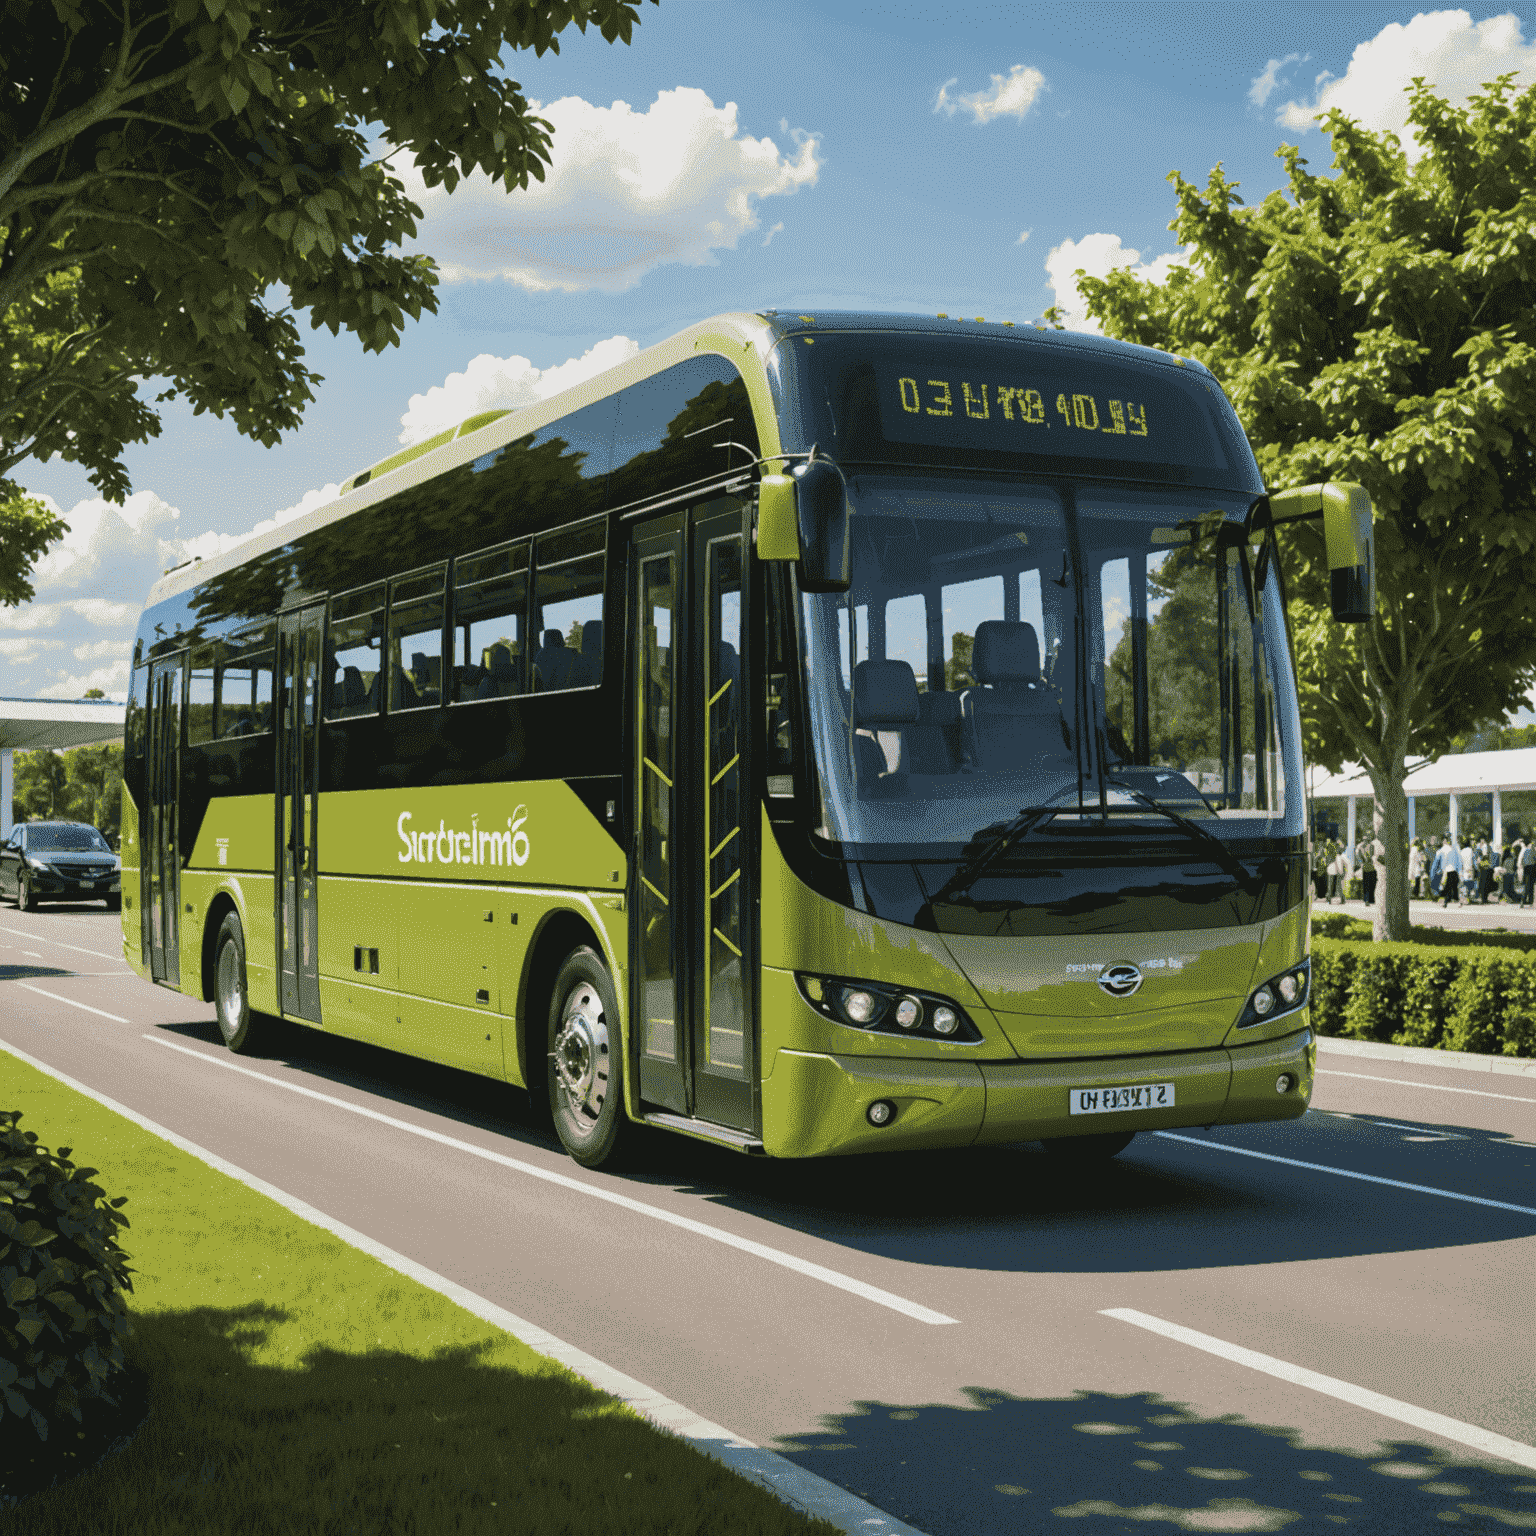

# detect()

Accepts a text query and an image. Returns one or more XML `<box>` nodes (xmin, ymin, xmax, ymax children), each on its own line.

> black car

<box><xmin>0</xmin><ymin>821</ymin><xmax>122</xmax><ymax>911</ymax></box>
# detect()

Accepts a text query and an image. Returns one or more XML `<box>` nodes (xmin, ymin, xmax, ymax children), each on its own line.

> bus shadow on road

<box><xmin>777</xmin><ymin>1387</ymin><xmax>1536</xmax><ymax>1536</ymax></box>
<box><xmin>148</xmin><ymin>1018</ymin><xmax>1536</xmax><ymax>1276</ymax></box>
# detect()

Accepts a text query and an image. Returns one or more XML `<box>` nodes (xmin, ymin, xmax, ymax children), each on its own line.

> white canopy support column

<box><xmin>1346</xmin><ymin>795</ymin><xmax>1358</xmax><ymax>861</ymax></box>
<box><xmin>1450</xmin><ymin>793</ymin><xmax>1460</xmax><ymax>846</ymax></box>
<box><xmin>1408</xmin><ymin>796</ymin><xmax>1417</xmax><ymax>840</ymax></box>
<box><xmin>1494</xmin><ymin>789</ymin><xmax>1504</xmax><ymax>850</ymax></box>
<box><xmin>1</xmin><ymin>747</ymin><xmax>11</xmax><ymax>840</ymax></box>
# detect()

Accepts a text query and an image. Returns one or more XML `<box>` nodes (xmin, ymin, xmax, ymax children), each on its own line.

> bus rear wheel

<box><xmin>1040</xmin><ymin>1131</ymin><xmax>1135</xmax><ymax>1160</ymax></box>
<box><xmin>213</xmin><ymin>912</ymin><xmax>263</xmax><ymax>1054</ymax></box>
<box><xmin>548</xmin><ymin>947</ymin><xmax>627</xmax><ymax>1169</ymax></box>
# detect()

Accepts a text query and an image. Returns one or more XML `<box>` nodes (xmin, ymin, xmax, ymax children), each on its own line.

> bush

<box><xmin>1345</xmin><ymin>873</ymin><xmax>1363</xmax><ymax>900</ymax></box>
<box><xmin>1312</xmin><ymin>939</ymin><xmax>1536</xmax><ymax>1058</ymax></box>
<box><xmin>1</xmin><ymin>1111</ymin><xmax>133</xmax><ymax>1442</ymax></box>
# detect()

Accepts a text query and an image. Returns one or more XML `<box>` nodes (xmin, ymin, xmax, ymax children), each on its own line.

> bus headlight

<box><xmin>797</xmin><ymin>975</ymin><xmax>982</xmax><ymax>1043</ymax></box>
<box><xmin>1238</xmin><ymin>959</ymin><xmax>1310</xmax><ymax>1030</ymax></box>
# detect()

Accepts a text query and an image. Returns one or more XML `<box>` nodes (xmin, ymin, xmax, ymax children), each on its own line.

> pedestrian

<box><xmin>1459</xmin><ymin>838</ymin><xmax>1476</xmax><ymax>905</ymax></box>
<box><xmin>1311</xmin><ymin>837</ymin><xmax>1329</xmax><ymax>901</ymax></box>
<box><xmin>1408</xmin><ymin>838</ymin><xmax>1425</xmax><ymax>901</ymax></box>
<box><xmin>1501</xmin><ymin>843</ymin><xmax>1516</xmax><ymax>902</ymax></box>
<box><xmin>1523</xmin><ymin>836</ymin><xmax>1536</xmax><ymax>907</ymax></box>
<box><xmin>1477</xmin><ymin>839</ymin><xmax>1496</xmax><ymax>904</ymax></box>
<box><xmin>1438</xmin><ymin>838</ymin><xmax>1461</xmax><ymax>907</ymax></box>
<box><xmin>1357</xmin><ymin>837</ymin><xmax>1378</xmax><ymax>906</ymax></box>
<box><xmin>1326</xmin><ymin>847</ymin><xmax>1342</xmax><ymax>905</ymax></box>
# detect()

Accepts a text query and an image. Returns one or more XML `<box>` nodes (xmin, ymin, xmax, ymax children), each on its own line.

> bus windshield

<box><xmin>798</xmin><ymin>473</ymin><xmax>1304</xmax><ymax>855</ymax></box>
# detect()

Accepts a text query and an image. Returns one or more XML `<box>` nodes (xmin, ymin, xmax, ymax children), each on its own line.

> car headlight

<box><xmin>1237</xmin><ymin>959</ymin><xmax>1310</xmax><ymax>1029</ymax></box>
<box><xmin>24</xmin><ymin>856</ymin><xmax>54</xmax><ymax>873</ymax></box>
<box><xmin>797</xmin><ymin>975</ymin><xmax>983</xmax><ymax>1043</ymax></box>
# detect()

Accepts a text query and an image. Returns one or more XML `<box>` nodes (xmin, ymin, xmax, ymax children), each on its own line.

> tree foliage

<box><xmin>0</xmin><ymin>0</ymin><xmax>652</xmax><ymax>523</ymax></box>
<box><xmin>1074</xmin><ymin>76</ymin><xmax>1536</xmax><ymax>939</ymax></box>
<box><xmin>0</xmin><ymin>480</ymin><xmax>66</xmax><ymax>605</ymax></box>
<box><xmin>9</xmin><ymin>744</ymin><xmax>123</xmax><ymax>839</ymax></box>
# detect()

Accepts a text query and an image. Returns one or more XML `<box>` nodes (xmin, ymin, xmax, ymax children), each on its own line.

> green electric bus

<box><xmin>120</xmin><ymin>311</ymin><xmax>1374</xmax><ymax>1168</ymax></box>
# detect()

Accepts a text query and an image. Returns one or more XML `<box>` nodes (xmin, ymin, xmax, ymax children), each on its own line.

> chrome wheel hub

<box><xmin>554</xmin><ymin>982</ymin><xmax>610</xmax><ymax>1124</ymax></box>
<box><xmin>217</xmin><ymin>941</ymin><xmax>242</xmax><ymax>1037</ymax></box>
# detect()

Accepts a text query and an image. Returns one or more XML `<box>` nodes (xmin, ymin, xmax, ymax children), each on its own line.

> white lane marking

<box><xmin>22</xmin><ymin>951</ymin><xmax>41</xmax><ymax>958</ymax></box>
<box><xmin>1338</xmin><ymin>1115</ymin><xmax>1468</xmax><ymax>1139</ymax></box>
<box><xmin>15</xmin><ymin>983</ymin><xmax>128</xmax><ymax>1023</ymax></box>
<box><xmin>0</xmin><ymin>1039</ymin><xmax>922</xmax><ymax>1536</ymax></box>
<box><xmin>1319</xmin><ymin>1068</ymin><xmax>1536</xmax><ymax>1105</ymax></box>
<box><xmin>1153</xmin><ymin>1132</ymin><xmax>1536</xmax><ymax>1217</ymax></box>
<box><xmin>0</xmin><ymin>926</ymin><xmax>125</xmax><ymax>964</ymax></box>
<box><xmin>143</xmin><ymin>1032</ymin><xmax>958</xmax><ymax>1326</ymax></box>
<box><xmin>1102</xmin><ymin>1307</ymin><xmax>1536</xmax><ymax>1472</ymax></box>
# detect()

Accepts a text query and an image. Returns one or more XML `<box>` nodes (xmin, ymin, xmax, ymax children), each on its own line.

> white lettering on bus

<box><xmin>396</xmin><ymin>807</ymin><xmax>531</xmax><ymax>869</ymax></box>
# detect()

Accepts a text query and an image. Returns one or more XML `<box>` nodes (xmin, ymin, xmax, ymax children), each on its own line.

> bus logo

<box><xmin>1097</xmin><ymin>963</ymin><xmax>1143</xmax><ymax>998</ymax></box>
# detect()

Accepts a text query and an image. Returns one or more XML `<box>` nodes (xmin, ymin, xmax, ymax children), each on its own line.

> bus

<box><xmin>119</xmin><ymin>310</ymin><xmax>1374</xmax><ymax>1169</ymax></box>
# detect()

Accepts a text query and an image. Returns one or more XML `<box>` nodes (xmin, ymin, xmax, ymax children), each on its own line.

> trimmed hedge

<box><xmin>1311</xmin><ymin>938</ymin><xmax>1536</xmax><ymax>1057</ymax></box>
<box><xmin>1311</xmin><ymin>911</ymin><xmax>1536</xmax><ymax>952</ymax></box>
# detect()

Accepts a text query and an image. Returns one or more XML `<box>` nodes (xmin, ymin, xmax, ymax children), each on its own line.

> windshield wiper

<box><xmin>927</xmin><ymin>800</ymin><xmax>1070</xmax><ymax>906</ymax></box>
<box><xmin>1099</xmin><ymin>781</ymin><xmax>1262</xmax><ymax>895</ymax></box>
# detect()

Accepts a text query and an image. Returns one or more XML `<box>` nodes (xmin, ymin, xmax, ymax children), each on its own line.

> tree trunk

<box><xmin>1368</xmin><ymin>764</ymin><xmax>1411</xmax><ymax>942</ymax></box>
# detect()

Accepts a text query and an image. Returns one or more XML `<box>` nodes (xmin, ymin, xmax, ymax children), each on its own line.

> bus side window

<box><xmin>220</xmin><ymin>622</ymin><xmax>275</xmax><ymax>736</ymax></box>
<box><xmin>533</xmin><ymin>517</ymin><xmax>605</xmax><ymax>691</ymax></box>
<box><xmin>187</xmin><ymin>645</ymin><xmax>217</xmax><ymax>745</ymax></box>
<box><xmin>452</xmin><ymin>540</ymin><xmax>528</xmax><ymax>702</ymax></box>
<box><xmin>327</xmin><ymin>582</ymin><xmax>386</xmax><ymax>719</ymax></box>
<box><xmin>388</xmin><ymin>564</ymin><xmax>447</xmax><ymax>711</ymax></box>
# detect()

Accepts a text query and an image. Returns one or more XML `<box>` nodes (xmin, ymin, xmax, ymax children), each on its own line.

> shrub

<box><xmin>1311</xmin><ymin>939</ymin><xmax>1536</xmax><ymax>1058</ymax></box>
<box><xmin>1345</xmin><ymin>873</ymin><xmax>1363</xmax><ymax>900</ymax></box>
<box><xmin>1</xmin><ymin>1111</ymin><xmax>133</xmax><ymax>1441</ymax></box>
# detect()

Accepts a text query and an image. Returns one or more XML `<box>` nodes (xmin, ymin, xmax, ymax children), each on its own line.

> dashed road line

<box><xmin>1103</xmin><ymin>1307</ymin><xmax>1536</xmax><ymax>1472</ymax></box>
<box><xmin>14</xmin><ymin>982</ymin><xmax>128</xmax><ymax>1023</ymax></box>
<box><xmin>1153</xmin><ymin>1132</ymin><xmax>1536</xmax><ymax>1217</ymax></box>
<box><xmin>143</xmin><ymin>1031</ymin><xmax>960</xmax><ymax>1326</ymax></box>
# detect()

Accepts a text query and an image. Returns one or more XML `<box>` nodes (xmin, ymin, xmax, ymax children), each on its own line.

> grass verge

<box><xmin>0</xmin><ymin>1050</ymin><xmax>837</xmax><ymax>1535</ymax></box>
<box><xmin>1311</xmin><ymin>911</ymin><xmax>1536</xmax><ymax>952</ymax></box>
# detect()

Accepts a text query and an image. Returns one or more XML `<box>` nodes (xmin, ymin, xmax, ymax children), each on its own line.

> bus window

<box><xmin>218</xmin><ymin>623</ymin><xmax>274</xmax><ymax>736</ymax></box>
<box><xmin>388</xmin><ymin>565</ymin><xmax>446</xmax><ymax>711</ymax></box>
<box><xmin>884</xmin><ymin>594</ymin><xmax>927</xmax><ymax>688</ymax></box>
<box><xmin>942</xmin><ymin>575</ymin><xmax>1004</xmax><ymax>690</ymax></box>
<box><xmin>187</xmin><ymin>647</ymin><xmax>216</xmax><ymax>745</ymax></box>
<box><xmin>452</xmin><ymin>541</ymin><xmax>528</xmax><ymax>702</ymax></box>
<box><xmin>835</xmin><ymin>603</ymin><xmax>868</xmax><ymax>691</ymax></box>
<box><xmin>327</xmin><ymin>582</ymin><xmax>385</xmax><ymax>719</ymax></box>
<box><xmin>533</xmin><ymin>518</ymin><xmax>605</xmax><ymax>691</ymax></box>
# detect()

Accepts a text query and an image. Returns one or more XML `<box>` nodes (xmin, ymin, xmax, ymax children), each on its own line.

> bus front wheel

<box><xmin>1040</xmin><ymin>1131</ymin><xmax>1135</xmax><ymax>1160</ymax></box>
<box><xmin>548</xmin><ymin>947</ymin><xmax>627</xmax><ymax>1169</ymax></box>
<box><xmin>213</xmin><ymin>912</ymin><xmax>263</xmax><ymax>1054</ymax></box>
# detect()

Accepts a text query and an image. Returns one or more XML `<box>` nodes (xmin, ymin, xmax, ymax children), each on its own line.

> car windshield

<box><xmin>27</xmin><ymin>826</ymin><xmax>111</xmax><ymax>853</ymax></box>
<box><xmin>797</xmin><ymin>473</ymin><xmax>1303</xmax><ymax>854</ymax></box>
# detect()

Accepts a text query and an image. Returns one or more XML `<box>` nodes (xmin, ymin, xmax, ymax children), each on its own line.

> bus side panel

<box><xmin>119</xmin><ymin>784</ymin><xmax>145</xmax><ymax>980</ymax></box>
<box><xmin>175</xmin><ymin>870</ymin><xmax>277</xmax><ymax>1012</ymax></box>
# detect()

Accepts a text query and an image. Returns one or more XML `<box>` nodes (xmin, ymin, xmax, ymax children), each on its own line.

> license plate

<box><xmin>1070</xmin><ymin>1082</ymin><xmax>1175</xmax><ymax>1115</ymax></box>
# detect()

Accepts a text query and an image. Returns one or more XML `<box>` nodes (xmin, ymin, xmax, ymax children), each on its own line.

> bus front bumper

<box><xmin>760</xmin><ymin>1022</ymin><xmax>1314</xmax><ymax>1159</ymax></box>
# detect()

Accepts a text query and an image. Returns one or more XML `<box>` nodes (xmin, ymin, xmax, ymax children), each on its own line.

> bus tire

<box><xmin>1040</xmin><ymin>1130</ymin><xmax>1135</xmax><ymax>1160</ymax></box>
<box><xmin>213</xmin><ymin>911</ymin><xmax>262</xmax><ymax>1055</ymax></box>
<box><xmin>548</xmin><ymin>946</ymin><xmax>627</xmax><ymax>1168</ymax></box>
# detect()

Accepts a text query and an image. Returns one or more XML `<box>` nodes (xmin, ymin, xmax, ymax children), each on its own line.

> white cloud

<box><xmin>396</xmin><ymin>88</ymin><xmax>820</xmax><ymax>293</ymax></box>
<box><xmin>71</xmin><ymin>638</ymin><xmax>126</xmax><ymax>663</ymax></box>
<box><xmin>37</xmin><ymin>660</ymin><xmax>131</xmax><ymax>701</ymax></box>
<box><xmin>761</xmin><ymin>220</ymin><xmax>784</xmax><ymax>247</ymax></box>
<box><xmin>398</xmin><ymin>336</ymin><xmax>640</xmax><ymax>446</ymax></box>
<box><xmin>0</xmin><ymin>636</ymin><xmax>58</xmax><ymax>662</ymax></box>
<box><xmin>1250</xmin><ymin>52</ymin><xmax>1308</xmax><ymax>108</ymax></box>
<box><xmin>1276</xmin><ymin>10</ymin><xmax>1536</xmax><ymax>159</ymax></box>
<box><xmin>29</xmin><ymin>490</ymin><xmax>183</xmax><ymax>591</ymax></box>
<box><xmin>1045</xmin><ymin>233</ymin><xmax>1187</xmax><ymax>333</ymax></box>
<box><xmin>934</xmin><ymin>64</ymin><xmax>1047</xmax><ymax>124</ymax></box>
<box><xmin>1016</xmin><ymin>229</ymin><xmax>1032</xmax><ymax>245</ymax></box>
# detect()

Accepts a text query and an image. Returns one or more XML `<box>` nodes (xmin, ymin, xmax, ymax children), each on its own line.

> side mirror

<box><xmin>755</xmin><ymin>460</ymin><xmax>851</xmax><ymax>593</ymax></box>
<box><xmin>1267</xmin><ymin>481</ymin><xmax>1376</xmax><ymax>623</ymax></box>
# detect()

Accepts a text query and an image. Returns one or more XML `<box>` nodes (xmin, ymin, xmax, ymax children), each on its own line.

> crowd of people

<box><xmin>1311</xmin><ymin>832</ymin><xmax>1536</xmax><ymax>906</ymax></box>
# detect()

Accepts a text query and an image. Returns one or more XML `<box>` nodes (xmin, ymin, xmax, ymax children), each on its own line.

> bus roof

<box><xmin>143</xmin><ymin>309</ymin><xmax>1206</xmax><ymax>608</ymax></box>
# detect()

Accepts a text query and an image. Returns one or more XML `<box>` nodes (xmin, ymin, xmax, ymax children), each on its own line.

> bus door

<box><xmin>276</xmin><ymin>604</ymin><xmax>324</xmax><ymax>1023</ymax></box>
<box><xmin>144</xmin><ymin>654</ymin><xmax>184</xmax><ymax>985</ymax></box>
<box><xmin>630</xmin><ymin>499</ymin><xmax>756</xmax><ymax>1135</ymax></box>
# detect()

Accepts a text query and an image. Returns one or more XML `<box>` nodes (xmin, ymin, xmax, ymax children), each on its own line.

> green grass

<box><xmin>0</xmin><ymin>1052</ymin><xmax>837</xmax><ymax>1535</ymax></box>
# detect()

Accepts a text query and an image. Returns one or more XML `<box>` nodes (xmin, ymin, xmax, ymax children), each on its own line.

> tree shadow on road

<box><xmin>776</xmin><ymin>1387</ymin><xmax>1536</xmax><ymax>1535</ymax></box>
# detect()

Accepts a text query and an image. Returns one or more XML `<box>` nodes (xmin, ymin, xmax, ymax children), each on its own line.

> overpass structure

<box><xmin>1</xmin><ymin>697</ymin><xmax>127</xmax><ymax>838</ymax></box>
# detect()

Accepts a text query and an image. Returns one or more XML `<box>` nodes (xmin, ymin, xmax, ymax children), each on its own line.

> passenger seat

<box><xmin>960</xmin><ymin>620</ymin><xmax>1067</xmax><ymax>770</ymax></box>
<box><xmin>852</xmin><ymin>659</ymin><xmax>920</xmax><ymax>796</ymax></box>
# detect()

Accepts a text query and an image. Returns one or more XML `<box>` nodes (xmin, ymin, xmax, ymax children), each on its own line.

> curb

<box><xmin>1316</xmin><ymin>1034</ymin><xmax>1536</xmax><ymax>1081</ymax></box>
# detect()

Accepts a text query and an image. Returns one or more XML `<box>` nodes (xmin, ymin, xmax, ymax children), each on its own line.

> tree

<box><xmin>1073</xmin><ymin>76</ymin><xmax>1536</xmax><ymax>941</ymax></box>
<box><xmin>12</xmin><ymin>747</ymin><xmax>67</xmax><ymax>820</ymax></box>
<box><xmin>64</xmin><ymin>744</ymin><xmax>123</xmax><ymax>840</ymax></box>
<box><xmin>0</xmin><ymin>0</ymin><xmax>653</xmax><ymax>594</ymax></box>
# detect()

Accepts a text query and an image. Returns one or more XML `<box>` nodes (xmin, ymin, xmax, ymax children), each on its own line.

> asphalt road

<box><xmin>4</xmin><ymin>903</ymin><xmax>1535</xmax><ymax>1536</ymax></box>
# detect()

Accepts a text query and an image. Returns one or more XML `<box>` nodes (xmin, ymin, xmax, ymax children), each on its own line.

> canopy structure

<box><xmin>1307</xmin><ymin>748</ymin><xmax>1536</xmax><ymax>855</ymax></box>
<box><xmin>1</xmin><ymin>697</ymin><xmax>126</xmax><ymax>839</ymax></box>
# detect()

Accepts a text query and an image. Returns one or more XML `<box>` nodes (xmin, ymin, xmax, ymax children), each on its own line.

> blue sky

<box><xmin>8</xmin><ymin>4</ymin><xmax>1536</xmax><ymax>701</ymax></box>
